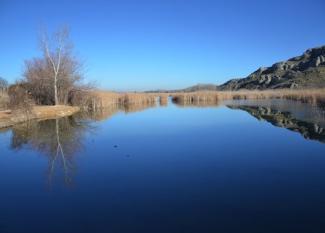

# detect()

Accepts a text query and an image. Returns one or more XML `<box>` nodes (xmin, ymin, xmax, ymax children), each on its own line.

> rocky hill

<box><xmin>219</xmin><ymin>45</ymin><xmax>325</xmax><ymax>90</ymax></box>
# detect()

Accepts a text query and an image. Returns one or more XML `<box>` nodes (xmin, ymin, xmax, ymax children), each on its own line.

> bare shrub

<box><xmin>69</xmin><ymin>86</ymin><xmax>99</xmax><ymax>111</ymax></box>
<box><xmin>8</xmin><ymin>82</ymin><xmax>34</xmax><ymax>114</ymax></box>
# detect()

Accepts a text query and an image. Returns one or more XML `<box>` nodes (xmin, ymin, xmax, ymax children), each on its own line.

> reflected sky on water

<box><xmin>1</xmin><ymin>100</ymin><xmax>325</xmax><ymax>233</ymax></box>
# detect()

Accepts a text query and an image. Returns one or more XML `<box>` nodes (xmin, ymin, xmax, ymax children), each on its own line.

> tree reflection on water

<box><xmin>7</xmin><ymin>102</ymin><xmax>157</xmax><ymax>187</ymax></box>
<box><xmin>10</xmin><ymin>116</ymin><xmax>95</xmax><ymax>187</ymax></box>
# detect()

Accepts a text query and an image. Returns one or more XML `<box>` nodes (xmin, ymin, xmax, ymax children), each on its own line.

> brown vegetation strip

<box><xmin>171</xmin><ymin>89</ymin><xmax>325</xmax><ymax>106</ymax></box>
<box><xmin>0</xmin><ymin>105</ymin><xmax>80</xmax><ymax>129</ymax></box>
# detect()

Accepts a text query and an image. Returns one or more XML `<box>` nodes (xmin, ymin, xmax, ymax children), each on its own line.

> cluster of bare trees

<box><xmin>0</xmin><ymin>77</ymin><xmax>8</xmax><ymax>93</ymax></box>
<box><xmin>24</xmin><ymin>26</ymin><xmax>86</xmax><ymax>105</ymax></box>
<box><xmin>0</xmin><ymin>25</ymin><xmax>97</xmax><ymax>113</ymax></box>
<box><xmin>8</xmin><ymin>26</ymin><xmax>93</xmax><ymax>110</ymax></box>
<box><xmin>0</xmin><ymin>77</ymin><xmax>9</xmax><ymax>110</ymax></box>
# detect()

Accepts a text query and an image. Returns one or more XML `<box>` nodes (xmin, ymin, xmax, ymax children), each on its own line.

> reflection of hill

<box><xmin>229</xmin><ymin>105</ymin><xmax>325</xmax><ymax>143</ymax></box>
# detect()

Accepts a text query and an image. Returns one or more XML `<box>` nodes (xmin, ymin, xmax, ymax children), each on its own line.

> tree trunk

<box><xmin>54</xmin><ymin>74</ymin><xmax>58</xmax><ymax>105</ymax></box>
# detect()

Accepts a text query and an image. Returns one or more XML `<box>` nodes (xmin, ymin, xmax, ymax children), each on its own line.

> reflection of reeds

<box><xmin>77</xmin><ymin>101</ymin><xmax>157</xmax><ymax>122</ymax></box>
<box><xmin>159</xmin><ymin>95</ymin><xmax>168</xmax><ymax>106</ymax></box>
<box><xmin>77</xmin><ymin>104</ymin><xmax>121</xmax><ymax>121</ymax></box>
<box><xmin>123</xmin><ymin>102</ymin><xmax>156</xmax><ymax>113</ymax></box>
<box><xmin>171</xmin><ymin>92</ymin><xmax>219</xmax><ymax>107</ymax></box>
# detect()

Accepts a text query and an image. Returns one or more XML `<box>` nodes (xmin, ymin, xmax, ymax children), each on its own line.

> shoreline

<box><xmin>0</xmin><ymin>105</ymin><xmax>80</xmax><ymax>129</ymax></box>
<box><xmin>1</xmin><ymin>89</ymin><xmax>325</xmax><ymax>129</ymax></box>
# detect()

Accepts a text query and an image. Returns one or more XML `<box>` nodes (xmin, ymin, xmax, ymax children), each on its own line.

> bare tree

<box><xmin>40</xmin><ymin>26</ymin><xmax>71</xmax><ymax>105</ymax></box>
<box><xmin>21</xmin><ymin>26</ymin><xmax>97</xmax><ymax>108</ymax></box>
<box><xmin>22</xmin><ymin>26</ymin><xmax>84</xmax><ymax>106</ymax></box>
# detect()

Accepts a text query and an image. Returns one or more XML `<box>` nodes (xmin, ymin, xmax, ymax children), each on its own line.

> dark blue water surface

<box><xmin>1</xmin><ymin>100</ymin><xmax>325</xmax><ymax>233</ymax></box>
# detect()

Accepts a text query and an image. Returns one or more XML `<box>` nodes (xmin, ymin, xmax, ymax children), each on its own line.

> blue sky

<box><xmin>1</xmin><ymin>0</ymin><xmax>325</xmax><ymax>91</ymax></box>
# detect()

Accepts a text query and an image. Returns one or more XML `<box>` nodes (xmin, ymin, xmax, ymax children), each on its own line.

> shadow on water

<box><xmin>226</xmin><ymin>99</ymin><xmax>325</xmax><ymax>144</ymax></box>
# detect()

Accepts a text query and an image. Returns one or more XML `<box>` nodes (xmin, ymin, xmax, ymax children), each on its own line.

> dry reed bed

<box><xmin>171</xmin><ymin>89</ymin><xmax>325</xmax><ymax>107</ymax></box>
<box><xmin>77</xmin><ymin>89</ymin><xmax>325</xmax><ymax>111</ymax></box>
<box><xmin>89</xmin><ymin>91</ymin><xmax>157</xmax><ymax>109</ymax></box>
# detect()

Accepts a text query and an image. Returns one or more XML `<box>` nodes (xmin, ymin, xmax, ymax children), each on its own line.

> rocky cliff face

<box><xmin>219</xmin><ymin>45</ymin><xmax>325</xmax><ymax>90</ymax></box>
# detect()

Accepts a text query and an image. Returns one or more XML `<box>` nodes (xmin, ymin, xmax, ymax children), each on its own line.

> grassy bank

<box><xmin>0</xmin><ymin>105</ymin><xmax>80</xmax><ymax>128</ymax></box>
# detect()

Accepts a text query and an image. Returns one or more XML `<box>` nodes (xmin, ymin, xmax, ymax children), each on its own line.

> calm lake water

<box><xmin>1</xmin><ymin>99</ymin><xmax>325</xmax><ymax>233</ymax></box>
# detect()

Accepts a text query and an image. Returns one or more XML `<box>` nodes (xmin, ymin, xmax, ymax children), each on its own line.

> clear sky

<box><xmin>1</xmin><ymin>0</ymin><xmax>325</xmax><ymax>91</ymax></box>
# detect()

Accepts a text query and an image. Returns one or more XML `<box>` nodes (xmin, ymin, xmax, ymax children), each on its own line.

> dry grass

<box><xmin>81</xmin><ymin>89</ymin><xmax>325</xmax><ymax>110</ymax></box>
<box><xmin>0</xmin><ymin>105</ymin><xmax>80</xmax><ymax>128</ymax></box>
<box><xmin>2</xmin><ymin>89</ymin><xmax>324</xmax><ymax>128</ymax></box>
<box><xmin>171</xmin><ymin>89</ymin><xmax>325</xmax><ymax>107</ymax></box>
<box><xmin>89</xmin><ymin>91</ymin><xmax>157</xmax><ymax>109</ymax></box>
<box><xmin>33</xmin><ymin>105</ymin><xmax>80</xmax><ymax>119</ymax></box>
<box><xmin>0</xmin><ymin>91</ymin><xmax>9</xmax><ymax>110</ymax></box>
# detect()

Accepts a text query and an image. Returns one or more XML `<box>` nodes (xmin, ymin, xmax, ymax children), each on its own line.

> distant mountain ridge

<box><xmin>182</xmin><ymin>84</ymin><xmax>218</xmax><ymax>92</ymax></box>
<box><xmin>145</xmin><ymin>84</ymin><xmax>217</xmax><ymax>93</ymax></box>
<box><xmin>178</xmin><ymin>45</ymin><xmax>325</xmax><ymax>92</ymax></box>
